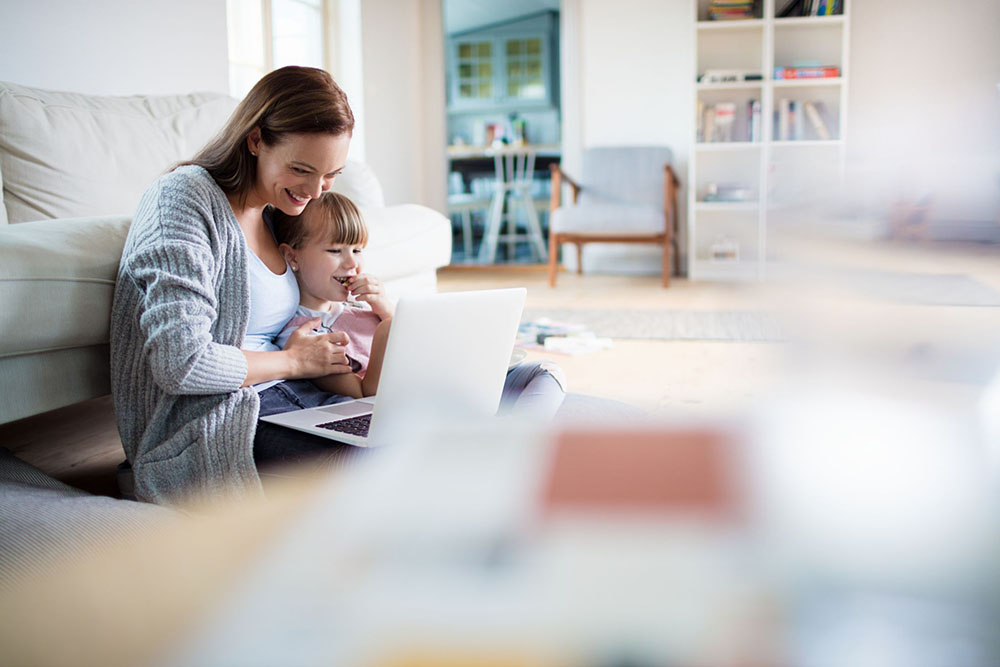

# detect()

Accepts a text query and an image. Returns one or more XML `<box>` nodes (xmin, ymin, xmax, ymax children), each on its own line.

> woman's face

<box><xmin>248</xmin><ymin>130</ymin><xmax>351</xmax><ymax>215</ymax></box>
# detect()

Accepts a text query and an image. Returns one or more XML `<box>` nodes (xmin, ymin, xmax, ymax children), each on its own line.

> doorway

<box><xmin>441</xmin><ymin>0</ymin><xmax>561</xmax><ymax>266</ymax></box>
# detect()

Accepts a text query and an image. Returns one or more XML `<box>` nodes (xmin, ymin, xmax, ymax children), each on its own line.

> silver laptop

<box><xmin>260</xmin><ymin>287</ymin><xmax>527</xmax><ymax>447</ymax></box>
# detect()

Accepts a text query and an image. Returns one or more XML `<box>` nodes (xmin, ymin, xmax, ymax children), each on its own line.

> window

<box><xmin>226</xmin><ymin>0</ymin><xmax>328</xmax><ymax>99</ymax></box>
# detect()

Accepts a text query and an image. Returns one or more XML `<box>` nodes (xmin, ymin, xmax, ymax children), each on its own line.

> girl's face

<box><xmin>284</xmin><ymin>227</ymin><xmax>364</xmax><ymax>310</ymax></box>
<box><xmin>248</xmin><ymin>130</ymin><xmax>350</xmax><ymax>215</ymax></box>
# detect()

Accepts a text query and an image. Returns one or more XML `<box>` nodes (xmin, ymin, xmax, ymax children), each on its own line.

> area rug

<box><xmin>521</xmin><ymin>309</ymin><xmax>786</xmax><ymax>342</ymax></box>
<box><xmin>839</xmin><ymin>272</ymin><xmax>1000</xmax><ymax>307</ymax></box>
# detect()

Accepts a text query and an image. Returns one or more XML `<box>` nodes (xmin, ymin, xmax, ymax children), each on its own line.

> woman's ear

<box><xmin>279</xmin><ymin>243</ymin><xmax>298</xmax><ymax>271</ymax></box>
<box><xmin>247</xmin><ymin>126</ymin><xmax>262</xmax><ymax>157</ymax></box>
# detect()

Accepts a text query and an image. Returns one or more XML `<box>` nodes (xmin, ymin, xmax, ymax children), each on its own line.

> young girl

<box><xmin>272</xmin><ymin>191</ymin><xmax>390</xmax><ymax>399</ymax></box>
<box><xmin>273</xmin><ymin>191</ymin><xmax>568</xmax><ymax>418</ymax></box>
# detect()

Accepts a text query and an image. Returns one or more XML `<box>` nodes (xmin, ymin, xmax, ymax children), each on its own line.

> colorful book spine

<box><xmin>773</xmin><ymin>66</ymin><xmax>840</xmax><ymax>79</ymax></box>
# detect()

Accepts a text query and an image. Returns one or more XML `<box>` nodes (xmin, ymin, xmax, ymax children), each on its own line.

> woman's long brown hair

<box><xmin>182</xmin><ymin>66</ymin><xmax>354</xmax><ymax>205</ymax></box>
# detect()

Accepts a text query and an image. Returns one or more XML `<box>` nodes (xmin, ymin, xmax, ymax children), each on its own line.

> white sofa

<box><xmin>0</xmin><ymin>81</ymin><xmax>451</xmax><ymax>425</ymax></box>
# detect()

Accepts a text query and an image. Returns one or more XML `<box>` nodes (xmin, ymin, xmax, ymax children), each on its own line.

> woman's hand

<box><xmin>348</xmin><ymin>273</ymin><xmax>395</xmax><ymax>320</ymax></box>
<box><xmin>282</xmin><ymin>318</ymin><xmax>354</xmax><ymax>378</ymax></box>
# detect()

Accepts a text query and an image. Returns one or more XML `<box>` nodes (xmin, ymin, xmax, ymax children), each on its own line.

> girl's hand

<box><xmin>347</xmin><ymin>273</ymin><xmax>395</xmax><ymax>320</ymax></box>
<box><xmin>282</xmin><ymin>318</ymin><xmax>353</xmax><ymax>378</ymax></box>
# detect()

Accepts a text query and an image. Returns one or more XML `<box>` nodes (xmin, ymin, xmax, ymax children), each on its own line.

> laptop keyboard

<box><xmin>316</xmin><ymin>413</ymin><xmax>372</xmax><ymax>437</ymax></box>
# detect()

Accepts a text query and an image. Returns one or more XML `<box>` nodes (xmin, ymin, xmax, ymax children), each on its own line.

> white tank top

<box><xmin>242</xmin><ymin>249</ymin><xmax>299</xmax><ymax>353</ymax></box>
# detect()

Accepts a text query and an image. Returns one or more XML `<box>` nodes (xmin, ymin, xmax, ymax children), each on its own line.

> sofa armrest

<box><xmin>0</xmin><ymin>216</ymin><xmax>131</xmax><ymax>358</ymax></box>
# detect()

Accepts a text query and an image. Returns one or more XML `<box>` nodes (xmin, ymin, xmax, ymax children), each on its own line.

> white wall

<box><xmin>358</xmin><ymin>0</ymin><xmax>447</xmax><ymax>211</ymax></box>
<box><xmin>848</xmin><ymin>0</ymin><xmax>1000</xmax><ymax>225</ymax></box>
<box><xmin>568</xmin><ymin>0</ymin><xmax>694</xmax><ymax>273</ymax></box>
<box><xmin>0</xmin><ymin>0</ymin><xmax>229</xmax><ymax>95</ymax></box>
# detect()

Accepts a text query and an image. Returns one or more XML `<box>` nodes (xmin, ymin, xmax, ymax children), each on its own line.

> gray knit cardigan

<box><xmin>111</xmin><ymin>166</ymin><xmax>263</xmax><ymax>505</ymax></box>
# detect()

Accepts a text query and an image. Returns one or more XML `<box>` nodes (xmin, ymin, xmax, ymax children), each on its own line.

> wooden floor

<box><xmin>2</xmin><ymin>237</ymin><xmax>998</xmax><ymax>497</ymax></box>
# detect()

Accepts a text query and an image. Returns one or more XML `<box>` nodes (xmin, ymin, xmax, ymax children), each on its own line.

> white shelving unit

<box><xmin>688</xmin><ymin>0</ymin><xmax>850</xmax><ymax>281</ymax></box>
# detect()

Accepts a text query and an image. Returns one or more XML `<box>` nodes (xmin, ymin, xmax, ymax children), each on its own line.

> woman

<box><xmin>112</xmin><ymin>66</ymin><xmax>565</xmax><ymax>505</ymax></box>
<box><xmin>111</xmin><ymin>67</ymin><xmax>362</xmax><ymax>504</ymax></box>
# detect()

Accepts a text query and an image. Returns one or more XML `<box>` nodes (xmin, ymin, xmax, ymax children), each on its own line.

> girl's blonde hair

<box><xmin>273</xmin><ymin>191</ymin><xmax>368</xmax><ymax>249</ymax></box>
<box><xmin>180</xmin><ymin>66</ymin><xmax>354</xmax><ymax>205</ymax></box>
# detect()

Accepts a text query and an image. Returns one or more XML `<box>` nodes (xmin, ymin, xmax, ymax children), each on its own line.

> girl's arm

<box><xmin>311</xmin><ymin>372</ymin><xmax>364</xmax><ymax>399</ymax></box>
<box><xmin>360</xmin><ymin>318</ymin><xmax>392</xmax><ymax>397</ymax></box>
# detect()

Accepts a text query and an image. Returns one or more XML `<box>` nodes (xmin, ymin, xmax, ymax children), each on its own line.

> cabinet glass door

<box><xmin>504</xmin><ymin>37</ymin><xmax>545</xmax><ymax>100</ymax></box>
<box><xmin>456</xmin><ymin>40</ymin><xmax>494</xmax><ymax>101</ymax></box>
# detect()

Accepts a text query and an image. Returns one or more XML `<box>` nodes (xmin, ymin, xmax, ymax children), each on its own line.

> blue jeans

<box><xmin>254</xmin><ymin>379</ymin><xmax>370</xmax><ymax>469</ymax></box>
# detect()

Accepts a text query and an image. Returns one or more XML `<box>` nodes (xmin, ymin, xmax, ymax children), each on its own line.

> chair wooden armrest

<box><xmin>549</xmin><ymin>163</ymin><xmax>581</xmax><ymax>211</ymax></box>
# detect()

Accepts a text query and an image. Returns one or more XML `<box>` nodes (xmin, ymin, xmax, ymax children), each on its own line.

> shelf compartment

<box><xmin>691</xmin><ymin>209</ymin><xmax>760</xmax><ymax>264</ymax></box>
<box><xmin>697</xmin><ymin>29</ymin><xmax>763</xmax><ymax>76</ymax></box>
<box><xmin>693</xmin><ymin>150</ymin><xmax>761</xmax><ymax>202</ymax></box>
<box><xmin>773</xmin><ymin>22</ymin><xmax>844</xmax><ymax>72</ymax></box>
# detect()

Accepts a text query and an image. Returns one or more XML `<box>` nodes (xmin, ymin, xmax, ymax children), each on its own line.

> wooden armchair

<box><xmin>548</xmin><ymin>146</ymin><xmax>680</xmax><ymax>287</ymax></box>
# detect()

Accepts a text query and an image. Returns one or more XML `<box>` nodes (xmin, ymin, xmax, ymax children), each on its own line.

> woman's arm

<box><xmin>241</xmin><ymin>319</ymin><xmax>354</xmax><ymax>387</ymax></box>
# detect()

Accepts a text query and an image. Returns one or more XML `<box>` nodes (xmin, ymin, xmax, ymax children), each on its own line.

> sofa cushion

<box><xmin>0</xmin><ymin>215</ymin><xmax>130</xmax><ymax>358</ymax></box>
<box><xmin>332</xmin><ymin>160</ymin><xmax>385</xmax><ymax>209</ymax></box>
<box><xmin>0</xmin><ymin>81</ymin><xmax>237</xmax><ymax>224</ymax></box>
<box><xmin>361</xmin><ymin>204</ymin><xmax>452</xmax><ymax>281</ymax></box>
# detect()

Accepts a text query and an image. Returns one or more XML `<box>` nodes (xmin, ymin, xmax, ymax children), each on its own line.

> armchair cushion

<box><xmin>551</xmin><ymin>202</ymin><xmax>664</xmax><ymax>235</ymax></box>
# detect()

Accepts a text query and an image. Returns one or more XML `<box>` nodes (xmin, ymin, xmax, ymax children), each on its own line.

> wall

<box><xmin>0</xmin><ymin>0</ymin><xmax>229</xmax><ymax>95</ymax></box>
<box><xmin>359</xmin><ymin>0</ymin><xmax>447</xmax><ymax>211</ymax></box>
<box><xmin>568</xmin><ymin>0</ymin><xmax>694</xmax><ymax>273</ymax></box>
<box><xmin>848</xmin><ymin>0</ymin><xmax>1000</xmax><ymax>228</ymax></box>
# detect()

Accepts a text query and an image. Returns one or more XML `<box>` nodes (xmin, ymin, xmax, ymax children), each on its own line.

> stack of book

<box><xmin>707</xmin><ymin>0</ymin><xmax>755</xmax><ymax>20</ymax></box>
<box><xmin>773</xmin><ymin>65</ymin><xmax>840</xmax><ymax>79</ymax></box>
<box><xmin>775</xmin><ymin>99</ymin><xmax>833</xmax><ymax>140</ymax></box>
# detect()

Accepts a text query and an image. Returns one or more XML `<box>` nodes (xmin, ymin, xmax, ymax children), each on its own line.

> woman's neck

<box><xmin>226</xmin><ymin>191</ymin><xmax>267</xmax><ymax>237</ymax></box>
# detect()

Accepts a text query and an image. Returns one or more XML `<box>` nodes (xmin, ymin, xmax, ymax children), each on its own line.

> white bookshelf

<box><xmin>688</xmin><ymin>0</ymin><xmax>850</xmax><ymax>281</ymax></box>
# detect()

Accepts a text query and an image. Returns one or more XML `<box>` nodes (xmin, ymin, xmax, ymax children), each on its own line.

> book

<box><xmin>802</xmin><ymin>100</ymin><xmax>832</xmax><ymax>139</ymax></box>
<box><xmin>713</xmin><ymin>102</ymin><xmax>736</xmax><ymax>142</ymax></box>
<box><xmin>792</xmin><ymin>100</ymin><xmax>805</xmax><ymax>140</ymax></box>
<box><xmin>778</xmin><ymin>98</ymin><xmax>791</xmax><ymax>140</ymax></box>
<box><xmin>700</xmin><ymin>69</ymin><xmax>763</xmax><ymax>84</ymax></box>
<box><xmin>777</xmin><ymin>0</ymin><xmax>801</xmax><ymax>17</ymax></box>
<box><xmin>707</xmin><ymin>0</ymin><xmax>755</xmax><ymax>20</ymax></box>
<box><xmin>747</xmin><ymin>98</ymin><xmax>761</xmax><ymax>142</ymax></box>
<box><xmin>773</xmin><ymin>66</ymin><xmax>840</xmax><ymax>79</ymax></box>
<box><xmin>697</xmin><ymin>100</ymin><xmax>705</xmax><ymax>142</ymax></box>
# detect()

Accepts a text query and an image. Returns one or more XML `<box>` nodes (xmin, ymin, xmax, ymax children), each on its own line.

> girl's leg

<box><xmin>254</xmin><ymin>380</ymin><xmax>372</xmax><ymax>470</ymax></box>
<box><xmin>498</xmin><ymin>361</ymin><xmax>567</xmax><ymax>420</ymax></box>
